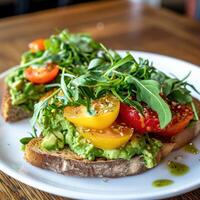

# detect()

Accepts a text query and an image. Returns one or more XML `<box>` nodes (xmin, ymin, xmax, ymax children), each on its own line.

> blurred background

<box><xmin>0</xmin><ymin>0</ymin><xmax>199</xmax><ymax>20</ymax></box>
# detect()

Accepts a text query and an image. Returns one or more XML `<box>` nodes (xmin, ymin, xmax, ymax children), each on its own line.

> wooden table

<box><xmin>0</xmin><ymin>0</ymin><xmax>200</xmax><ymax>199</ymax></box>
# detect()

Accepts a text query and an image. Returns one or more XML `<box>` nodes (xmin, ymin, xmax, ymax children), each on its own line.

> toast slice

<box><xmin>25</xmin><ymin>138</ymin><xmax>175</xmax><ymax>178</ymax></box>
<box><xmin>1</xmin><ymin>87</ymin><xmax>31</xmax><ymax>122</ymax></box>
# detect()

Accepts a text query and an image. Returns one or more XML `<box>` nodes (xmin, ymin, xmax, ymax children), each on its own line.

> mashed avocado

<box><xmin>38</xmin><ymin>103</ymin><xmax>162</xmax><ymax>168</ymax></box>
<box><xmin>6</xmin><ymin>68</ymin><xmax>45</xmax><ymax>112</ymax></box>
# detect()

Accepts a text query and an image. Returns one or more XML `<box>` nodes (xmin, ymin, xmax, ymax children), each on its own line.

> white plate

<box><xmin>0</xmin><ymin>51</ymin><xmax>200</xmax><ymax>200</ymax></box>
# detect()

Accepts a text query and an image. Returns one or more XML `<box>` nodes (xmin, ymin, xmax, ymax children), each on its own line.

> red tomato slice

<box><xmin>25</xmin><ymin>63</ymin><xmax>59</xmax><ymax>84</ymax></box>
<box><xmin>119</xmin><ymin>101</ymin><xmax>194</xmax><ymax>137</ymax></box>
<box><xmin>161</xmin><ymin>102</ymin><xmax>194</xmax><ymax>136</ymax></box>
<box><xmin>119</xmin><ymin>103</ymin><xmax>160</xmax><ymax>134</ymax></box>
<box><xmin>29</xmin><ymin>39</ymin><xmax>45</xmax><ymax>53</ymax></box>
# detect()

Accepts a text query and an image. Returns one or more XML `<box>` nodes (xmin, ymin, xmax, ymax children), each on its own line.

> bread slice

<box><xmin>25</xmin><ymin>120</ymin><xmax>200</xmax><ymax>177</ymax></box>
<box><xmin>24</xmin><ymin>138</ymin><xmax>174</xmax><ymax>177</ymax></box>
<box><xmin>1</xmin><ymin>87</ymin><xmax>31</xmax><ymax>122</ymax></box>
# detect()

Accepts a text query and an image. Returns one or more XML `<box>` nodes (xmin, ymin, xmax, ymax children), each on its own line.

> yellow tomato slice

<box><xmin>64</xmin><ymin>95</ymin><xmax>120</xmax><ymax>129</ymax></box>
<box><xmin>77</xmin><ymin>124</ymin><xmax>133</xmax><ymax>149</ymax></box>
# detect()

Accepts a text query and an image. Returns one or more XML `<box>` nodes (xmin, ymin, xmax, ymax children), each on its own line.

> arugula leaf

<box><xmin>168</xmin><ymin>88</ymin><xmax>192</xmax><ymax>104</ymax></box>
<box><xmin>162</xmin><ymin>79</ymin><xmax>177</xmax><ymax>96</ymax></box>
<box><xmin>60</xmin><ymin>69</ymin><xmax>72</xmax><ymax>102</ymax></box>
<box><xmin>126</xmin><ymin>77</ymin><xmax>172</xmax><ymax>128</ymax></box>
<box><xmin>88</xmin><ymin>58</ymin><xmax>105</xmax><ymax>70</ymax></box>
<box><xmin>104</xmin><ymin>53</ymin><xmax>134</xmax><ymax>76</ymax></box>
<box><xmin>191</xmin><ymin>101</ymin><xmax>199</xmax><ymax>121</ymax></box>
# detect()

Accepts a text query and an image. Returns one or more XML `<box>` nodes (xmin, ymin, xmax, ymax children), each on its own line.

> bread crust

<box><xmin>1</xmin><ymin>87</ymin><xmax>31</xmax><ymax>122</ymax></box>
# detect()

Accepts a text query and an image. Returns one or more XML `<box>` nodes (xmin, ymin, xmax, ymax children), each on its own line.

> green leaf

<box><xmin>162</xmin><ymin>79</ymin><xmax>177</xmax><ymax>96</ymax></box>
<box><xmin>104</xmin><ymin>53</ymin><xmax>133</xmax><ymax>76</ymax></box>
<box><xmin>88</xmin><ymin>58</ymin><xmax>104</xmax><ymax>70</ymax></box>
<box><xmin>168</xmin><ymin>89</ymin><xmax>192</xmax><ymax>104</ymax></box>
<box><xmin>186</xmin><ymin>83</ymin><xmax>200</xmax><ymax>95</ymax></box>
<box><xmin>20</xmin><ymin>137</ymin><xmax>33</xmax><ymax>145</ymax></box>
<box><xmin>61</xmin><ymin>70</ymin><xmax>71</xmax><ymax>102</ymax></box>
<box><xmin>191</xmin><ymin>101</ymin><xmax>199</xmax><ymax>121</ymax></box>
<box><xmin>150</xmin><ymin>71</ymin><xmax>167</xmax><ymax>84</ymax></box>
<box><xmin>127</xmin><ymin>77</ymin><xmax>172</xmax><ymax>128</ymax></box>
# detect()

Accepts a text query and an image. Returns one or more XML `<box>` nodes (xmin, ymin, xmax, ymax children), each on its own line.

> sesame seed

<box><xmin>120</xmin><ymin>132</ymin><xmax>124</xmax><ymax>136</ymax></box>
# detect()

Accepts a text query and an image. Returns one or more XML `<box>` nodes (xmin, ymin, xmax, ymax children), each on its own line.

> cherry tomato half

<box><xmin>25</xmin><ymin>63</ymin><xmax>59</xmax><ymax>84</ymax></box>
<box><xmin>29</xmin><ymin>39</ymin><xmax>45</xmax><ymax>53</ymax></box>
<box><xmin>64</xmin><ymin>95</ymin><xmax>120</xmax><ymax>129</ymax></box>
<box><xmin>77</xmin><ymin>124</ymin><xmax>133</xmax><ymax>150</ymax></box>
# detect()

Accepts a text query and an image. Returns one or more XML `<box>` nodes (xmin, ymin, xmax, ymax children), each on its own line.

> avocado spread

<box><xmin>38</xmin><ymin>102</ymin><xmax>162</xmax><ymax>168</ymax></box>
<box><xmin>6</xmin><ymin>68</ymin><xmax>45</xmax><ymax>112</ymax></box>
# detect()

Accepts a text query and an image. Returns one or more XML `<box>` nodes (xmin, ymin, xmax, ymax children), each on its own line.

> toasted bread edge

<box><xmin>1</xmin><ymin>86</ymin><xmax>31</xmax><ymax>122</ymax></box>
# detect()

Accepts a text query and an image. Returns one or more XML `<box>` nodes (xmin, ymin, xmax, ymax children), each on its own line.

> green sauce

<box><xmin>167</xmin><ymin>161</ymin><xmax>189</xmax><ymax>176</ymax></box>
<box><xmin>152</xmin><ymin>179</ymin><xmax>174</xmax><ymax>188</ymax></box>
<box><xmin>184</xmin><ymin>143</ymin><xmax>199</xmax><ymax>154</ymax></box>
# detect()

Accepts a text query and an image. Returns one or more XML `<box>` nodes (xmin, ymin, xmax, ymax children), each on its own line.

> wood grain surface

<box><xmin>0</xmin><ymin>0</ymin><xmax>200</xmax><ymax>199</ymax></box>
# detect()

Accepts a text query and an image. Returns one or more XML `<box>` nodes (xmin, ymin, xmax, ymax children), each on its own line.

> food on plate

<box><xmin>20</xmin><ymin>32</ymin><xmax>200</xmax><ymax>177</ymax></box>
<box><xmin>1</xmin><ymin>30</ymin><xmax>101</xmax><ymax>121</ymax></box>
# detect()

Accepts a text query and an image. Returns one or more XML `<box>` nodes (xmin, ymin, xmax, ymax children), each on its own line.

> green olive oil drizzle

<box><xmin>152</xmin><ymin>179</ymin><xmax>174</xmax><ymax>188</ymax></box>
<box><xmin>184</xmin><ymin>143</ymin><xmax>199</xmax><ymax>154</ymax></box>
<box><xmin>167</xmin><ymin>161</ymin><xmax>189</xmax><ymax>176</ymax></box>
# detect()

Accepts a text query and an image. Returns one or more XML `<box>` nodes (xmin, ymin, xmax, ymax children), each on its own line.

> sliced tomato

<box><xmin>119</xmin><ymin>103</ymin><xmax>160</xmax><ymax>134</ymax></box>
<box><xmin>25</xmin><ymin>63</ymin><xmax>59</xmax><ymax>84</ymax></box>
<box><xmin>77</xmin><ymin>124</ymin><xmax>133</xmax><ymax>149</ymax></box>
<box><xmin>64</xmin><ymin>95</ymin><xmax>120</xmax><ymax>129</ymax></box>
<box><xmin>29</xmin><ymin>39</ymin><xmax>45</xmax><ymax>53</ymax></box>
<box><xmin>160</xmin><ymin>103</ymin><xmax>194</xmax><ymax>136</ymax></box>
<box><xmin>119</xmin><ymin>102</ymin><xmax>194</xmax><ymax>137</ymax></box>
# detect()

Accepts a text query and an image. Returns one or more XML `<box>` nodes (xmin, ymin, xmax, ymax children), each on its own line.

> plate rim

<box><xmin>0</xmin><ymin>50</ymin><xmax>200</xmax><ymax>200</ymax></box>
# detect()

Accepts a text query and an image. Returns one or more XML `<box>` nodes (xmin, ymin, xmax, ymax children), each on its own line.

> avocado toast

<box><xmin>21</xmin><ymin>42</ymin><xmax>200</xmax><ymax>177</ymax></box>
<box><xmin>2</xmin><ymin>30</ymin><xmax>101</xmax><ymax>121</ymax></box>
